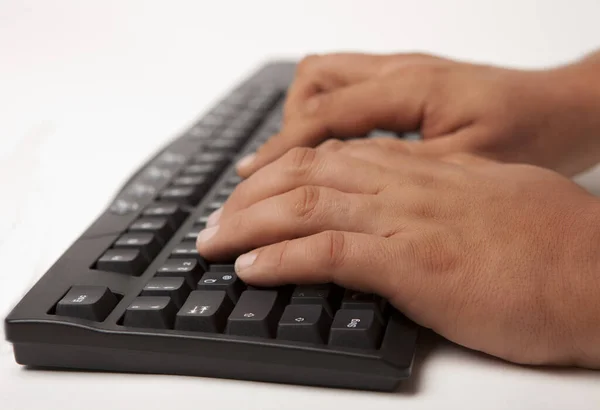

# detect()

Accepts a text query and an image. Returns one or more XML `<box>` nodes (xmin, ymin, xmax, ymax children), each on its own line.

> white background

<box><xmin>1</xmin><ymin>1</ymin><xmax>600</xmax><ymax>409</ymax></box>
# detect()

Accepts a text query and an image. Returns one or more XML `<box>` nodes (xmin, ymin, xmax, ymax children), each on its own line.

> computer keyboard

<box><xmin>4</xmin><ymin>62</ymin><xmax>418</xmax><ymax>391</ymax></box>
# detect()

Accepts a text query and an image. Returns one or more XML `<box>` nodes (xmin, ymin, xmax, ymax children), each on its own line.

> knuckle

<box><xmin>292</xmin><ymin>185</ymin><xmax>322</xmax><ymax>221</ymax></box>
<box><xmin>297</xmin><ymin>54</ymin><xmax>321</xmax><ymax>76</ymax></box>
<box><xmin>318</xmin><ymin>139</ymin><xmax>345</xmax><ymax>152</ymax></box>
<box><xmin>274</xmin><ymin>239</ymin><xmax>293</xmax><ymax>271</ymax></box>
<box><xmin>303</xmin><ymin>93</ymin><xmax>330</xmax><ymax>117</ymax></box>
<box><xmin>283</xmin><ymin>147</ymin><xmax>319</xmax><ymax>177</ymax></box>
<box><xmin>319</xmin><ymin>230</ymin><xmax>348</xmax><ymax>269</ymax></box>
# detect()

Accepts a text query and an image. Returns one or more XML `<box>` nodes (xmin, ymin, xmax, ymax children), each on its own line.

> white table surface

<box><xmin>1</xmin><ymin>1</ymin><xmax>600</xmax><ymax>409</ymax></box>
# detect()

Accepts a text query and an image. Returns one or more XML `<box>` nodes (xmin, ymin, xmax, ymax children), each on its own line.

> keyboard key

<box><xmin>113</xmin><ymin>232</ymin><xmax>161</xmax><ymax>261</ymax></box>
<box><xmin>209</xmin><ymin>264</ymin><xmax>235</xmax><ymax>273</ymax></box>
<box><xmin>209</xmin><ymin>138</ymin><xmax>240</xmax><ymax>152</ymax></box>
<box><xmin>217</xmin><ymin>186</ymin><xmax>236</xmax><ymax>197</ymax></box>
<box><xmin>144</xmin><ymin>165</ymin><xmax>174</xmax><ymax>181</ymax></box>
<box><xmin>226</xmin><ymin>290</ymin><xmax>283</xmax><ymax>338</ymax></box>
<box><xmin>204</xmin><ymin>201</ymin><xmax>222</xmax><ymax>213</ymax></box>
<box><xmin>109</xmin><ymin>198</ymin><xmax>140</xmax><ymax>215</ymax></box>
<box><xmin>220</xmin><ymin>127</ymin><xmax>247</xmax><ymax>141</ymax></box>
<box><xmin>247</xmin><ymin>285</ymin><xmax>294</xmax><ymax>305</ymax></box>
<box><xmin>197</xmin><ymin>271</ymin><xmax>245</xmax><ymax>303</ymax></box>
<box><xmin>159</xmin><ymin>186</ymin><xmax>202</xmax><ymax>206</ymax></box>
<box><xmin>127</xmin><ymin>183</ymin><xmax>157</xmax><ymax>198</ymax></box>
<box><xmin>183</xmin><ymin>225</ymin><xmax>204</xmax><ymax>241</ymax></box>
<box><xmin>175</xmin><ymin>290</ymin><xmax>233</xmax><ymax>333</ymax></box>
<box><xmin>156</xmin><ymin>258</ymin><xmax>205</xmax><ymax>288</ymax></box>
<box><xmin>123</xmin><ymin>296</ymin><xmax>177</xmax><ymax>329</ymax></box>
<box><xmin>328</xmin><ymin>309</ymin><xmax>383</xmax><ymax>350</ymax></box>
<box><xmin>277</xmin><ymin>304</ymin><xmax>332</xmax><ymax>344</ymax></box>
<box><xmin>170</xmin><ymin>242</ymin><xmax>204</xmax><ymax>261</ymax></box>
<box><xmin>231</xmin><ymin>110</ymin><xmax>258</xmax><ymax>126</ymax></box>
<box><xmin>181</xmin><ymin>163</ymin><xmax>218</xmax><ymax>175</ymax></box>
<box><xmin>142</xmin><ymin>277</ymin><xmax>191</xmax><ymax>308</ymax></box>
<box><xmin>188</xmin><ymin>126</ymin><xmax>213</xmax><ymax>139</ymax></box>
<box><xmin>211</xmin><ymin>193</ymin><xmax>229</xmax><ymax>204</ymax></box>
<box><xmin>199</xmin><ymin>114</ymin><xmax>223</xmax><ymax>128</ymax></box>
<box><xmin>172</xmin><ymin>174</ymin><xmax>210</xmax><ymax>187</ymax></box>
<box><xmin>291</xmin><ymin>284</ymin><xmax>343</xmax><ymax>315</ymax></box>
<box><xmin>157</xmin><ymin>151</ymin><xmax>187</xmax><ymax>165</ymax></box>
<box><xmin>193</xmin><ymin>152</ymin><xmax>229</xmax><ymax>164</ymax></box>
<box><xmin>210</xmin><ymin>103</ymin><xmax>238</xmax><ymax>117</ymax></box>
<box><xmin>195</xmin><ymin>213</ymin><xmax>210</xmax><ymax>226</ymax></box>
<box><xmin>142</xmin><ymin>203</ymin><xmax>188</xmax><ymax>229</ymax></box>
<box><xmin>224</xmin><ymin>174</ymin><xmax>242</xmax><ymax>187</ymax></box>
<box><xmin>96</xmin><ymin>248</ymin><xmax>148</xmax><ymax>275</ymax></box>
<box><xmin>224</xmin><ymin>89</ymin><xmax>251</xmax><ymax>106</ymax></box>
<box><xmin>56</xmin><ymin>286</ymin><xmax>118</xmax><ymax>321</ymax></box>
<box><xmin>129</xmin><ymin>217</ymin><xmax>175</xmax><ymax>245</ymax></box>
<box><xmin>341</xmin><ymin>290</ymin><xmax>387</xmax><ymax>322</ymax></box>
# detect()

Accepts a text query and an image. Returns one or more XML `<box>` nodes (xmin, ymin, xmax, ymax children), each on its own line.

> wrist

<box><xmin>540</xmin><ymin>59</ymin><xmax>600</xmax><ymax>174</ymax></box>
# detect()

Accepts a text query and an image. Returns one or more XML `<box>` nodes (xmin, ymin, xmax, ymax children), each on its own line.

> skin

<box><xmin>196</xmin><ymin>52</ymin><xmax>600</xmax><ymax>368</ymax></box>
<box><xmin>237</xmin><ymin>52</ymin><xmax>600</xmax><ymax>177</ymax></box>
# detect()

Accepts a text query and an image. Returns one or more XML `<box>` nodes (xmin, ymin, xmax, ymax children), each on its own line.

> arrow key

<box><xmin>277</xmin><ymin>304</ymin><xmax>332</xmax><ymax>344</ymax></box>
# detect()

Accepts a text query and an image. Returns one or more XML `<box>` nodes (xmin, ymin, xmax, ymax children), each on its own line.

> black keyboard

<box><xmin>4</xmin><ymin>62</ymin><xmax>418</xmax><ymax>391</ymax></box>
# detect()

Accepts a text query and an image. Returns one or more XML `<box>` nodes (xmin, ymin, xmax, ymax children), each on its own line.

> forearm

<box><xmin>581</xmin><ymin>49</ymin><xmax>600</xmax><ymax>66</ymax></box>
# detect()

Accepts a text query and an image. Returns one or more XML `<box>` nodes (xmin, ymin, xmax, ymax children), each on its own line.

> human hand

<box><xmin>200</xmin><ymin>142</ymin><xmax>600</xmax><ymax>367</ymax></box>
<box><xmin>236</xmin><ymin>52</ymin><xmax>600</xmax><ymax>177</ymax></box>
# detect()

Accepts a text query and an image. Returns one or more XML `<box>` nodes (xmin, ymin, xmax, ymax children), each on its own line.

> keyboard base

<box><xmin>14</xmin><ymin>343</ymin><xmax>407</xmax><ymax>392</ymax></box>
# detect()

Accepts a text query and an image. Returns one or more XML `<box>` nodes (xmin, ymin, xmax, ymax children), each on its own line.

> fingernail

<box><xmin>206</xmin><ymin>208</ymin><xmax>222</xmax><ymax>227</ymax></box>
<box><xmin>236</xmin><ymin>154</ymin><xmax>256</xmax><ymax>170</ymax></box>
<box><xmin>235</xmin><ymin>252</ymin><xmax>257</xmax><ymax>274</ymax></box>
<box><xmin>196</xmin><ymin>226</ymin><xmax>219</xmax><ymax>245</ymax></box>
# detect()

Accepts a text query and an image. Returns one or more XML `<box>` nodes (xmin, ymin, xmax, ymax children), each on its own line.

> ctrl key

<box><xmin>56</xmin><ymin>286</ymin><xmax>118</xmax><ymax>321</ymax></box>
<box><xmin>123</xmin><ymin>296</ymin><xmax>177</xmax><ymax>329</ymax></box>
